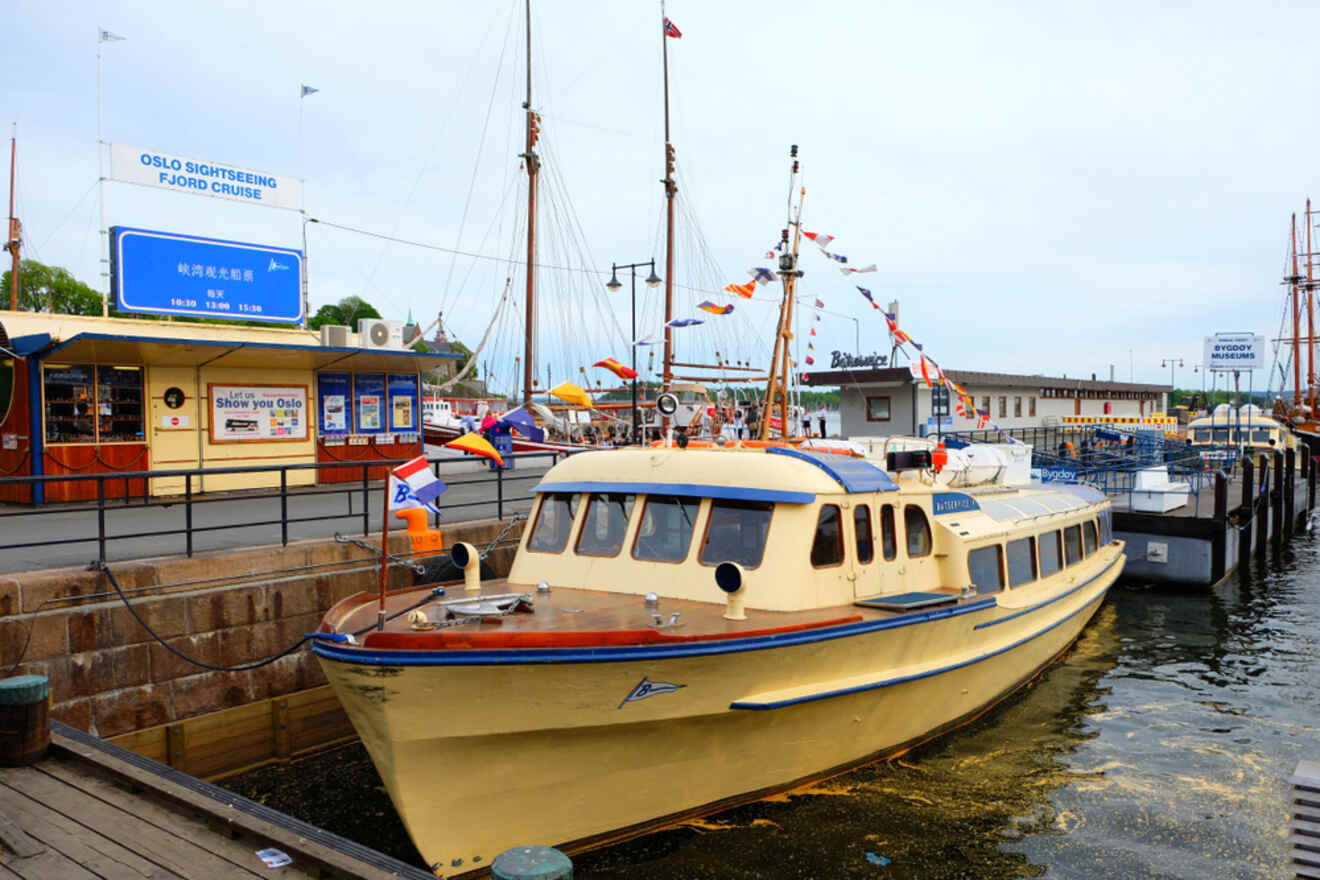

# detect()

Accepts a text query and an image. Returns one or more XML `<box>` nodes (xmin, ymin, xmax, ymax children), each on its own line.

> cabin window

<box><xmin>633</xmin><ymin>494</ymin><xmax>701</xmax><ymax>563</ymax></box>
<box><xmin>527</xmin><ymin>492</ymin><xmax>580</xmax><ymax>553</ymax></box>
<box><xmin>1097</xmin><ymin>509</ymin><xmax>1113</xmax><ymax>546</ymax></box>
<box><xmin>699</xmin><ymin>500</ymin><xmax>773</xmax><ymax>569</ymax></box>
<box><xmin>1251</xmin><ymin>429</ymin><xmax>1269</xmax><ymax>443</ymax></box>
<box><xmin>1006</xmin><ymin>537</ymin><xmax>1036</xmax><ymax>587</ymax></box>
<box><xmin>854</xmin><ymin>505</ymin><xmax>874</xmax><ymax>564</ymax></box>
<box><xmin>880</xmin><ymin>504</ymin><xmax>897</xmax><ymax>561</ymax></box>
<box><xmin>1083</xmin><ymin>520</ymin><xmax>1098</xmax><ymax>556</ymax></box>
<box><xmin>575</xmin><ymin>493</ymin><xmax>635</xmax><ymax>557</ymax></box>
<box><xmin>810</xmin><ymin>505</ymin><xmax>845</xmax><ymax>568</ymax></box>
<box><xmin>866</xmin><ymin>397</ymin><xmax>891</xmax><ymax>421</ymax></box>
<box><xmin>904</xmin><ymin>505</ymin><xmax>932</xmax><ymax>557</ymax></box>
<box><xmin>967</xmin><ymin>546</ymin><xmax>1004</xmax><ymax>594</ymax></box>
<box><xmin>1039</xmin><ymin>530</ymin><xmax>1062</xmax><ymax>577</ymax></box>
<box><xmin>1063</xmin><ymin>524</ymin><xmax>1083</xmax><ymax>565</ymax></box>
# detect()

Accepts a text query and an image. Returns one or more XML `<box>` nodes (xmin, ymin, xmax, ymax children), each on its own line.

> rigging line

<box><xmin>36</xmin><ymin>180</ymin><xmax>99</xmax><ymax>256</ymax></box>
<box><xmin>357</xmin><ymin>1</ymin><xmax>514</xmax><ymax>300</ymax></box>
<box><xmin>437</xmin><ymin>0</ymin><xmax>519</xmax><ymax>315</ymax></box>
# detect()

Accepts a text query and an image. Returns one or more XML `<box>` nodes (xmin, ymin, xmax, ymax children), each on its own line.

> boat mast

<box><xmin>759</xmin><ymin>146</ymin><xmax>804</xmax><ymax>440</ymax></box>
<box><xmin>1291</xmin><ymin>213</ymin><xmax>1302</xmax><ymax>407</ymax></box>
<box><xmin>1308</xmin><ymin>199</ymin><xmax>1316</xmax><ymax>415</ymax></box>
<box><xmin>521</xmin><ymin>0</ymin><xmax>539</xmax><ymax>404</ymax></box>
<box><xmin>6</xmin><ymin>124</ymin><xmax>17</xmax><ymax>310</ymax></box>
<box><xmin>661</xmin><ymin>2</ymin><xmax>676</xmax><ymax>392</ymax></box>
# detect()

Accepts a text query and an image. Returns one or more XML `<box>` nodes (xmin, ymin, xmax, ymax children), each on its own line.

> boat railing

<box><xmin>0</xmin><ymin>451</ymin><xmax>565</xmax><ymax>567</ymax></box>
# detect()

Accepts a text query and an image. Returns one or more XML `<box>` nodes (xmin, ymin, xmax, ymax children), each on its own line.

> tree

<box><xmin>1</xmin><ymin>259</ymin><xmax>102</xmax><ymax>315</ymax></box>
<box><xmin>307</xmin><ymin>295</ymin><xmax>382</xmax><ymax>330</ymax></box>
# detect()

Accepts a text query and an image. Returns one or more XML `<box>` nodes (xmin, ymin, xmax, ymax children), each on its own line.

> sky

<box><xmin>6</xmin><ymin>0</ymin><xmax>1320</xmax><ymax>395</ymax></box>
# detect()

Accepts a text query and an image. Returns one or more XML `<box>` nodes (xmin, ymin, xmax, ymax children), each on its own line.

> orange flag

<box><xmin>724</xmin><ymin>280</ymin><xmax>756</xmax><ymax>299</ymax></box>
<box><xmin>447</xmin><ymin>432</ymin><xmax>504</xmax><ymax>467</ymax></box>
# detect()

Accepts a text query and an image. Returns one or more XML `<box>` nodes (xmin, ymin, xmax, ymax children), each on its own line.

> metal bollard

<box><xmin>491</xmin><ymin>845</ymin><xmax>573</xmax><ymax>880</ymax></box>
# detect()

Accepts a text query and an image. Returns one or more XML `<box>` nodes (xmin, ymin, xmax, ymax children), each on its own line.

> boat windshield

<box><xmin>699</xmin><ymin>500</ymin><xmax>773</xmax><ymax>569</ymax></box>
<box><xmin>527</xmin><ymin>492</ymin><xmax>581</xmax><ymax>553</ymax></box>
<box><xmin>633</xmin><ymin>495</ymin><xmax>701</xmax><ymax>563</ymax></box>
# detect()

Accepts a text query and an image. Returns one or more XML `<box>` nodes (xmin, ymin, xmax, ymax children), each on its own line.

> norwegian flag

<box><xmin>664</xmin><ymin>17</ymin><xmax>682</xmax><ymax>38</ymax></box>
<box><xmin>803</xmin><ymin>231</ymin><xmax>833</xmax><ymax>248</ymax></box>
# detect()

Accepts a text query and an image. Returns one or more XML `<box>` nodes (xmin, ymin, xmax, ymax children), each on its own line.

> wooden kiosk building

<box><xmin>0</xmin><ymin>312</ymin><xmax>461</xmax><ymax>504</ymax></box>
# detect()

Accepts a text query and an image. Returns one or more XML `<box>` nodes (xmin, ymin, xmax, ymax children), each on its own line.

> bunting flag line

<box><xmin>725</xmin><ymin>280</ymin><xmax>757</xmax><ymax>299</ymax></box>
<box><xmin>764</xmin><ymin>250</ymin><xmax>775</xmax><ymax>259</ymax></box>
<box><xmin>664</xmin><ymin>17</ymin><xmax>682</xmax><ymax>37</ymax></box>
<box><xmin>840</xmin><ymin>264</ymin><xmax>878</xmax><ymax>275</ymax></box>
<box><xmin>634</xmin><ymin>334</ymin><xmax>662</xmax><ymax>346</ymax></box>
<box><xmin>820</xmin><ymin>249</ymin><xmax>848</xmax><ymax>264</ymax></box>
<box><xmin>667</xmin><ymin>318</ymin><xmax>704</xmax><ymax>328</ymax></box>
<box><xmin>883</xmin><ymin>311</ymin><xmax>898</xmax><ymax>332</ymax></box>
<box><xmin>593</xmin><ymin>357</ymin><xmax>639</xmax><ymax>379</ymax></box>
<box><xmin>803</xmin><ymin>231</ymin><xmax>834</xmax><ymax>248</ymax></box>
<box><xmin>805</xmin><ymin>355</ymin><xmax>815</xmax><ymax>365</ymax></box>
<box><xmin>814</xmin><ymin>298</ymin><xmax>825</xmax><ymax>308</ymax></box>
<box><xmin>918</xmin><ymin>355</ymin><xmax>933</xmax><ymax>387</ymax></box>
<box><xmin>697</xmin><ymin>300</ymin><xmax>735</xmax><ymax>315</ymax></box>
<box><xmin>856</xmin><ymin>286</ymin><xmax>881</xmax><ymax>310</ymax></box>
<box><xmin>893</xmin><ymin>328</ymin><xmax>911</xmax><ymax>345</ymax></box>
<box><xmin>809</xmin><ymin>327</ymin><xmax>816</xmax><ymax>336</ymax></box>
<box><xmin>500</xmin><ymin>405</ymin><xmax>545</xmax><ymax>443</ymax></box>
<box><xmin>816</xmin><ymin>313</ymin><xmax>821</xmax><ymax>321</ymax></box>
<box><xmin>550</xmin><ymin>382</ymin><xmax>593</xmax><ymax>408</ymax></box>
<box><xmin>447</xmin><ymin>433</ymin><xmax>505</xmax><ymax>467</ymax></box>
<box><xmin>748</xmin><ymin>267</ymin><xmax>777</xmax><ymax>284</ymax></box>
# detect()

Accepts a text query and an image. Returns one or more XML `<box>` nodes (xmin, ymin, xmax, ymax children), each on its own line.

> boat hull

<box><xmin>315</xmin><ymin>546</ymin><xmax>1122</xmax><ymax>876</ymax></box>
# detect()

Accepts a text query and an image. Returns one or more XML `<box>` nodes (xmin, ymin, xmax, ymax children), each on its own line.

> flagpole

<box><xmin>96</xmin><ymin>27</ymin><xmax>108</xmax><ymax>316</ymax></box>
<box><xmin>298</xmin><ymin>86</ymin><xmax>309</xmax><ymax>329</ymax></box>
<box><xmin>378</xmin><ymin>475</ymin><xmax>392</xmax><ymax>631</ymax></box>
<box><xmin>661</xmin><ymin>0</ymin><xmax>676</xmax><ymax>400</ymax></box>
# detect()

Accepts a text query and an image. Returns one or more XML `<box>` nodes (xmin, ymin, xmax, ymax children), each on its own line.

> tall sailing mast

<box><xmin>521</xmin><ymin>0</ymin><xmax>540</xmax><ymax>404</ymax></box>
<box><xmin>1291</xmin><ymin>213</ymin><xmax>1302</xmax><ymax>407</ymax></box>
<box><xmin>759</xmin><ymin>146</ymin><xmax>804</xmax><ymax>441</ymax></box>
<box><xmin>660</xmin><ymin>3</ymin><xmax>677</xmax><ymax>390</ymax></box>
<box><xmin>5</xmin><ymin>124</ymin><xmax>18</xmax><ymax>310</ymax></box>
<box><xmin>1308</xmin><ymin>199</ymin><xmax>1316</xmax><ymax>415</ymax></box>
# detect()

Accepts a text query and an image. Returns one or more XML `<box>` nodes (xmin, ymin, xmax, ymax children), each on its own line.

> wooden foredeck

<box><xmin>0</xmin><ymin>723</ymin><xmax>434</xmax><ymax>880</ymax></box>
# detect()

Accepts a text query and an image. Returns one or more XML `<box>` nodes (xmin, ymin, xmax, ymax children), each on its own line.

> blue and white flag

<box><xmin>666</xmin><ymin>318</ymin><xmax>704</xmax><ymax>328</ymax></box>
<box><xmin>389</xmin><ymin>455</ymin><xmax>447</xmax><ymax>513</ymax></box>
<box><xmin>618</xmin><ymin>676</ymin><xmax>685</xmax><ymax>708</ymax></box>
<box><xmin>300</xmin><ymin>84</ymin><xmax>319</xmax><ymax>97</ymax></box>
<box><xmin>98</xmin><ymin>28</ymin><xmax>126</xmax><ymax>42</ymax></box>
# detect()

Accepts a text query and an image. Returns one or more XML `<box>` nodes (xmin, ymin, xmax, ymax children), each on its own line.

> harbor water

<box><xmin>225</xmin><ymin>531</ymin><xmax>1320</xmax><ymax>878</ymax></box>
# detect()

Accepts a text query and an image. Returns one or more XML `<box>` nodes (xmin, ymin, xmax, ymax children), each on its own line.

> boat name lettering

<box><xmin>830</xmin><ymin>350</ymin><xmax>889</xmax><ymax>369</ymax></box>
<box><xmin>618</xmin><ymin>676</ymin><xmax>685</xmax><ymax>708</ymax></box>
<box><xmin>931</xmin><ymin>492</ymin><xmax>979</xmax><ymax>515</ymax></box>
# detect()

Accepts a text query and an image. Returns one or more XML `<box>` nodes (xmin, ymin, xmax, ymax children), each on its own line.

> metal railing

<box><xmin>0</xmin><ymin>451</ymin><xmax>563</xmax><ymax>564</ymax></box>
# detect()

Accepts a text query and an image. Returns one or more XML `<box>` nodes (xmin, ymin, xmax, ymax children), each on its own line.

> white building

<box><xmin>803</xmin><ymin>365</ymin><xmax>1170</xmax><ymax>438</ymax></box>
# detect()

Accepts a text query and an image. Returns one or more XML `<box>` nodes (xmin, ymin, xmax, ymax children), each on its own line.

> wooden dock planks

<box><xmin>0</xmin><ymin>758</ymin><xmax>308</xmax><ymax>878</ymax></box>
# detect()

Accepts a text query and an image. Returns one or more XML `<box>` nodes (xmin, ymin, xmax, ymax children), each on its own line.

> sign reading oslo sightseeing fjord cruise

<box><xmin>112</xmin><ymin>226</ymin><xmax>304</xmax><ymax>323</ymax></box>
<box><xmin>108</xmin><ymin>144</ymin><xmax>304</xmax><ymax>211</ymax></box>
<box><xmin>209</xmin><ymin>385</ymin><xmax>308</xmax><ymax>443</ymax></box>
<box><xmin>1203</xmin><ymin>332</ymin><xmax>1266</xmax><ymax>371</ymax></box>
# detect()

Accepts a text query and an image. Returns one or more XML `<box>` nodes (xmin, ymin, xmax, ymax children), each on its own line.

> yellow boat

<box><xmin>313</xmin><ymin>444</ymin><xmax>1125</xmax><ymax>876</ymax></box>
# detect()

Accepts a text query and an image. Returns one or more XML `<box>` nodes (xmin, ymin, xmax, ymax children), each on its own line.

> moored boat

<box><xmin>312</xmin><ymin>443</ymin><xmax>1125</xmax><ymax>875</ymax></box>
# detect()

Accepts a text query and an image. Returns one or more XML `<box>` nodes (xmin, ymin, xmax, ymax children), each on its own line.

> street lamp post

<box><xmin>606</xmin><ymin>260</ymin><xmax>661</xmax><ymax>443</ymax></box>
<box><xmin>1160</xmin><ymin>357</ymin><xmax>1183</xmax><ymax>408</ymax></box>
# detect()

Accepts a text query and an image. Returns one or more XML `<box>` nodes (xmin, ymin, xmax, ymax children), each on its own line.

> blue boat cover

<box><xmin>765</xmin><ymin>446</ymin><xmax>899</xmax><ymax>493</ymax></box>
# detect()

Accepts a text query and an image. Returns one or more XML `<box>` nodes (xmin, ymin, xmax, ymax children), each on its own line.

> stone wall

<box><xmin>0</xmin><ymin>518</ymin><xmax>522</xmax><ymax>738</ymax></box>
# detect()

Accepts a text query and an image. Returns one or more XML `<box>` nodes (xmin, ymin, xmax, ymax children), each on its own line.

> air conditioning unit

<box><xmin>358</xmin><ymin>319</ymin><xmax>405</xmax><ymax>350</ymax></box>
<box><xmin>320</xmin><ymin>324</ymin><xmax>350</xmax><ymax>348</ymax></box>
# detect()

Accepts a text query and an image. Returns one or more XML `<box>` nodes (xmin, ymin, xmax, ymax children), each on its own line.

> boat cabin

<box><xmin>510</xmin><ymin>446</ymin><xmax>1115</xmax><ymax>612</ymax></box>
<box><xmin>1186</xmin><ymin>405</ymin><xmax>1290</xmax><ymax>450</ymax></box>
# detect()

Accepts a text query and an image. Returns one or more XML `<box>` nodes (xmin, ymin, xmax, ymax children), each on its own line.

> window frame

<box><xmin>904</xmin><ymin>504</ymin><xmax>933</xmax><ymax>558</ymax></box>
<box><xmin>1082</xmin><ymin>520</ymin><xmax>1098</xmax><ymax>556</ymax></box>
<box><xmin>1039</xmin><ymin>529</ymin><xmax>1063</xmax><ymax>578</ymax></box>
<box><xmin>854</xmin><ymin>504</ymin><xmax>874</xmax><ymax>565</ymax></box>
<box><xmin>42</xmin><ymin>362</ymin><xmax>146</xmax><ymax>446</ymax></box>
<box><xmin>1029</xmin><ymin>396</ymin><xmax>1037</xmax><ymax>417</ymax></box>
<box><xmin>697</xmin><ymin>498</ymin><xmax>775</xmax><ymax>570</ymax></box>
<box><xmin>573</xmin><ymin>492</ymin><xmax>636</xmax><ymax>559</ymax></box>
<box><xmin>525</xmin><ymin>492</ymin><xmax>582</xmax><ymax>554</ymax></box>
<box><xmin>880</xmin><ymin>503</ymin><xmax>897</xmax><ymax>561</ymax></box>
<box><xmin>631</xmin><ymin>494</ymin><xmax>703</xmax><ymax>565</ymax></box>
<box><xmin>865</xmin><ymin>396</ymin><xmax>892</xmax><ymax>422</ymax></box>
<box><xmin>998</xmin><ymin>396</ymin><xmax>1008</xmax><ymax>418</ymax></box>
<box><xmin>967</xmin><ymin>544</ymin><xmax>1005</xmax><ymax>594</ymax></box>
<box><xmin>1005</xmin><ymin>536</ymin><xmax>1037</xmax><ymax>587</ymax></box>
<box><xmin>810</xmin><ymin>504</ymin><xmax>846</xmax><ymax>569</ymax></box>
<box><xmin>1063</xmin><ymin>524</ymin><xmax>1084</xmax><ymax>566</ymax></box>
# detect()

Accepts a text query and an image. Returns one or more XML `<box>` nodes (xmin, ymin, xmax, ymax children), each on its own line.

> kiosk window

<box><xmin>854</xmin><ymin>505</ymin><xmax>874</xmax><ymax>564</ymax></box>
<box><xmin>575</xmin><ymin>493</ymin><xmax>634</xmax><ymax>558</ymax></box>
<box><xmin>95</xmin><ymin>366</ymin><xmax>144</xmax><ymax>442</ymax></box>
<box><xmin>700</xmin><ymin>500</ymin><xmax>773</xmax><ymax>569</ymax></box>
<box><xmin>810</xmin><ymin>505</ymin><xmax>844</xmax><ymax>568</ymax></box>
<box><xmin>633</xmin><ymin>495</ymin><xmax>700</xmax><ymax>563</ymax></box>
<box><xmin>528</xmin><ymin>492</ymin><xmax>580</xmax><ymax>553</ymax></box>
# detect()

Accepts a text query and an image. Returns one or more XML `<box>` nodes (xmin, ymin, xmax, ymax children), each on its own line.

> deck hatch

<box><xmin>763</xmin><ymin>447</ymin><xmax>899</xmax><ymax>493</ymax></box>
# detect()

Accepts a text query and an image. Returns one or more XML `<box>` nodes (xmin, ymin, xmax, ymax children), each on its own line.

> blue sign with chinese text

<box><xmin>111</xmin><ymin>226</ymin><xmax>303</xmax><ymax>324</ymax></box>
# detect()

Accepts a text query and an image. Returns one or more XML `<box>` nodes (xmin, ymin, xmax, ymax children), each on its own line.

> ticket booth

<box><xmin>0</xmin><ymin>313</ymin><xmax>461</xmax><ymax>504</ymax></box>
